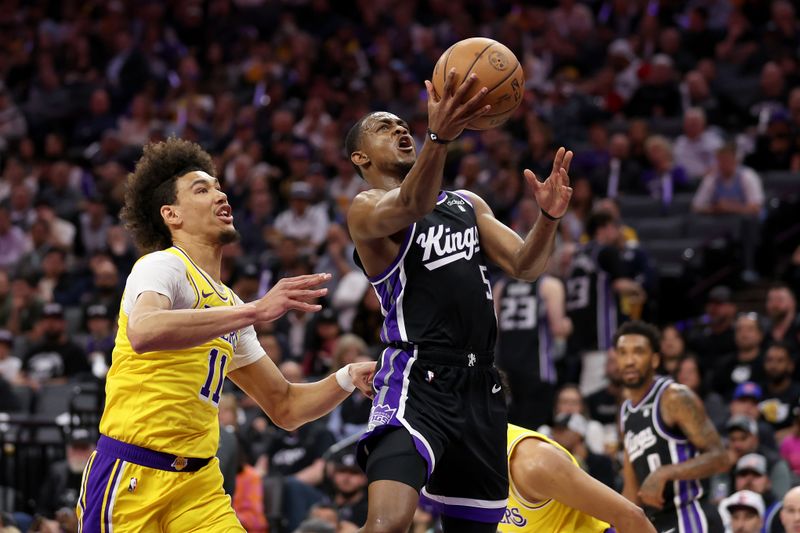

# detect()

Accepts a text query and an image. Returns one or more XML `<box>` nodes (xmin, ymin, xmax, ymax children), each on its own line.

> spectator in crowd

<box><xmin>327</xmin><ymin>334</ymin><xmax>373</xmax><ymax>441</ymax></box>
<box><xmin>0</xmin><ymin>206</ymin><xmax>28</xmax><ymax>270</ymax></box>
<box><xmin>589</xmin><ymin>132</ymin><xmax>642</xmax><ymax>199</ymax></box>
<box><xmin>273</xmin><ymin>181</ymin><xmax>330</xmax><ymax>255</ymax></box>
<box><xmin>586</xmin><ymin>348</ymin><xmax>624</xmax><ymax>429</ymax></box>
<box><xmin>764</xmin><ymin>284</ymin><xmax>800</xmax><ymax>356</ymax></box>
<box><xmin>0</xmin><ymin>329</ymin><xmax>20</xmax><ymax>384</ymax></box>
<box><xmin>781</xmin><ymin>485</ymin><xmax>800</xmax><ymax>533</ymax></box>
<box><xmin>724</xmin><ymin>416</ymin><xmax>793</xmax><ymax>498</ymax></box>
<box><xmin>673</xmin><ymin>107</ymin><xmax>724</xmax><ymax>181</ymax></box>
<box><xmin>718</xmin><ymin>489</ymin><xmax>765</xmax><ymax>533</ymax></box>
<box><xmin>727</xmin><ymin>382</ymin><xmax>778</xmax><ymax>451</ymax></box>
<box><xmin>760</xmin><ymin>342</ymin><xmax>800</xmax><ymax>439</ymax></box>
<box><xmin>81</xmin><ymin>303</ymin><xmax>115</xmax><ymax>378</ymax></box>
<box><xmin>543</xmin><ymin>384</ymin><xmax>606</xmax><ymax>456</ymax></box>
<box><xmin>20</xmin><ymin>303</ymin><xmax>89</xmax><ymax>388</ymax></box>
<box><xmin>660</xmin><ymin>324</ymin><xmax>688</xmax><ymax>375</ymax></box>
<box><xmin>675</xmin><ymin>354</ymin><xmax>729</xmax><ymax>432</ymax></box>
<box><xmin>36</xmin><ymin>428</ymin><xmax>94</xmax><ymax>519</ymax></box>
<box><xmin>625</xmin><ymin>54</ymin><xmax>683</xmax><ymax>118</ymax></box>
<box><xmin>693</xmin><ymin>144</ymin><xmax>764</xmax><ymax>217</ymax></box>
<box><xmin>640</xmin><ymin>135</ymin><xmax>690</xmax><ymax>211</ymax></box>
<box><xmin>712</xmin><ymin>313</ymin><xmax>766</xmax><ymax>399</ymax></box>
<box><xmin>731</xmin><ymin>454</ymin><xmax>781</xmax><ymax>514</ymax></box>
<box><xmin>779</xmin><ymin>398</ymin><xmax>800</xmax><ymax>475</ymax></box>
<box><xmin>325</xmin><ymin>445</ymin><xmax>368</xmax><ymax>529</ymax></box>
<box><xmin>688</xmin><ymin>285</ymin><xmax>738</xmax><ymax>369</ymax></box>
<box><xmin>5</xmin><ymin>275</ymin><xmax>44</xmax><ymax>335</ymax></box>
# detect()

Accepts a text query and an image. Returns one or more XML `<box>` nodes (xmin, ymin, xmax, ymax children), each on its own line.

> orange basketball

<box><xmin>431</xmin><ymin>37</ymin><xmax>524</xmax><ymax>131</ymax></box>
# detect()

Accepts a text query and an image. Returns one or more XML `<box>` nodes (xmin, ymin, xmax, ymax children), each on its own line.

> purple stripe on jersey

<box><xmin>374</xmin><ymin>270</ymin><xmax>405</xmax><ymax>344</ymax></box>
<box><xmin>691</xmin><ymin>500</ymin><xmax>705</xmax><ymax>532</ymax></box>
<box><xmin>372</xmin><ymin>347</ymin><xmax>397</xmax><ymax>393</ymax></box>
<box><xmin>366</xmin><ymin>225</ymin><xmax>414</xmax><ymax>283</ymax></box>
<box><xmin>418</xmin><ymin>493</ymin><xmax>505</xmax><ymax>524</ymax></box>
<box><xmin>80</xmin><ymin>451</ymin><xmax>117</xmax><ymax>533</ymax></box>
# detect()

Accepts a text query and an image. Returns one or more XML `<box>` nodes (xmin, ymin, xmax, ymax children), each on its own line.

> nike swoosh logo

<box><xmin>201</xmin><ymin>290</ymin><xmax>213</xmax><ymax>298</ymax></box>
<box><xmin>492</xmin><ymin>384</ymin><xmax>501</xmax><ymax>394</ymax></box>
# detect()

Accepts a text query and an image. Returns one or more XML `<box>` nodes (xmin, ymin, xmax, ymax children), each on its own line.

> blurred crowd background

<box><xmin>0</xmin><ymin>0</ymin><xmax>799</xmax><ymax>532</ymax></box>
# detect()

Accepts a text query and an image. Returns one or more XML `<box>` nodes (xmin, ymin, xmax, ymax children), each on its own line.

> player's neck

<box><xmin>172</xmin><ymin>237</ymin><xmax>223</xmax><ymax>283</ymax></box>
<box><xmin>367</xmin><ymin>172</ymin><xmax>402</xmax><ymax>190</ymax></box>
<box><xmin>626</xmin><ymin>377</ymin><xmax>656</xmax><ymax>405</ymax></box>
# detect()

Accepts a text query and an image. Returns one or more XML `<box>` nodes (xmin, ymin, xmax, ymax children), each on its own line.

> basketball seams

<box><xmin>485</xmin><ymin>59</ymin><xmax>520</xmax><ymax>98</ymax></box>
<box><xmin>463</xmin><ymin>41</ymin><xmax>498</xmax><ymax>87</ymax></box>
<box><xmin>441</xmin><ymin>45</ymin><xmax>455</xmax><ymax>89</ymax></box>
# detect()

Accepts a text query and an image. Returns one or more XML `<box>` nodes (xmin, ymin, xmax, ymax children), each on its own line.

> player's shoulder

<box><xmin>660</xmin><ymin>381</ymin><xmax>701</xmax><ymax>411</ymax></box>
<box><xmin>453</xmin><ymin>189</ymin><xmax>489</xmax><ymax>210</ymax></box>
<box><xmin>132</xmin><ymin>249</ymin><xmax>187</xmax><ymax>274</ymax></box>
<box><xmin>512</xmin><ymin>433</ymin><xmax>571</xmax><ymax>470</ymax></box>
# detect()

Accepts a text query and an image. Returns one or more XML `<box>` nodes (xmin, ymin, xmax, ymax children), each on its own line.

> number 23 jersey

<box><xmin>99</xmin><ymin>246</ymin><xmax>264</xmax><ymax>458</ymax></box>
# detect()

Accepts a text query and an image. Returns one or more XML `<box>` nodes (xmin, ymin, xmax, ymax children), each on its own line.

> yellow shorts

<box><xmin>76</xmin><ymin>450</ymin><xmax>244</xmax><ymax>533</ymax></box>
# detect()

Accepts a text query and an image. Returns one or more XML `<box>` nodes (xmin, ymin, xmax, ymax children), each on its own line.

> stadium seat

<box><xmin>629</xmin><ymin>216</ymin><xmax>686</xmax><ymax>240</ymax></box>
<box><xmin>10</xmin><ymin>385</ymin><xmax>34</xmax><ymax>413</ymax></box>
<box><xmin>666</xmin><ymin>193</ymin><xmax>695</xmax><ymax>215</ymax></box>
<box><xmin>618</xmin><ymin>196</ymin><xmax>663</xmax><ymax>219</ymax></box>
<box><xmin>761</xmin><ymin>171</ymin><xmax>798</xmax><ymax>197</ymax></box>
<box><xmin>689</xmin><ymin>215</ymin><xmax>742</xmax><ymax>241</ymax></box>
<box><xmin>642</xmin><ymin>238</ymin><xmax>699</xmax><ymax>265</ymax></box>
<box><xmin>32</xmin><ymin>383</ymin><xmax>73</xmax><ymax>444</ymax></box>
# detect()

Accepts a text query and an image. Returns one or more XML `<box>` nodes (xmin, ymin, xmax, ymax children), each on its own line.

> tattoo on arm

<box><xmin>660</xmin><ymin>385</ymin><xmax>729</xmax><ymax>481</ymax></box>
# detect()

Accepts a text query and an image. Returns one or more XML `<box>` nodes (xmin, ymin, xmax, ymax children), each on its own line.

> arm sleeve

<box><xmin>121</xmin><ymin>252</ymin><xmax>187</xmax><ymax>314</ymax></box>
<box><xmin>692</xmin><ymin>176</ymin><xmax>715</xmax><ymax>210</ymax></box>
<box><xmin>229</xmin><ymin>293</ymin><xmax>266</xmax><ymax>371</ymax></box>
<box><xmin>741</xmin><ymin>168</ymin><xmax>764</xmax><ymax>206</ymax></box>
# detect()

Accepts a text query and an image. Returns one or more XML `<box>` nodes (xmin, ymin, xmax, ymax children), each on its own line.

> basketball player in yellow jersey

<box><xmin>500</xmin><ymin>424</ymin><xmax>655</xmax><ymax>533</ymax></box>
<box><xmin>76</xmin><ymin>138</ymin><xmax>376</xmax><ymax>533</ymax></box>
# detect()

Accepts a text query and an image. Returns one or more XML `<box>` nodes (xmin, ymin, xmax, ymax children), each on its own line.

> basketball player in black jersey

<box><xmin>617</xmin><ymin>321</ymin><xmax>730</xmax><ymax>533</ymax></box>
<box><xmin>345</xmin><ymin>69</ymin><xmax>573</xmax><ymax>533</ymax></box>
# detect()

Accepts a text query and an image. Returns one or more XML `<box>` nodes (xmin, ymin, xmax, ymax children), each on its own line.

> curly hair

<box><xmin>121</xmin><ymin>137</ymin><xmax>215</xmax><ymax>252</ymax></box>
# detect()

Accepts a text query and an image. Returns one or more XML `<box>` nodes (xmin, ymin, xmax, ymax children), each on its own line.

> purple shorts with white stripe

<box><xmin>358</xmin><ymin>344</ymin><xmax>509</xmax><ymax>524</ymax></box>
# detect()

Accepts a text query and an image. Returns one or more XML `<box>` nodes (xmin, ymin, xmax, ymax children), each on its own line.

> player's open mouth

<box><xmin>398</xmin><ymin>136</ymin><xmax>413</xmax><ymax>152</ymax></box>
<box><xmin>216</xmin><ymin>204</ymin><xmax>233</xmax><ymax>224</ymax></box>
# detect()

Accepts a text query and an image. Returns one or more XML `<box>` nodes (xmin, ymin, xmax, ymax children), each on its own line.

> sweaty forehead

<box><xmin>618</xmin><ymin>334</ymin><xmax>651</xmax><ymax>349</ymax></box>
<box><xmin>363</xmin><ymin>112</ymin><xmax>404</xmax><ymax>130</ymax></box>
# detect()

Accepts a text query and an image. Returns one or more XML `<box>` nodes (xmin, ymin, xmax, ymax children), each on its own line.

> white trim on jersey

<box><xmin>396</xmin><ymin>345</ymin><xmax>436</xmax><ymax>472</ymax></box>
<box><xmin>370</xmin><ymin>223</ymin><xmax>418</xmax><ymax>285</ymax></box>
<box><xmin>451</xmin><ymin>190</ymin><xmax>475</xmax><ymax>208</ymax></box>
<box><xmin>396</xmin><ymin>262</ymin><xmax>409</xmax><ymax>342</ymax></box>
<box><xmin>107</xmin><ymin>460</ymin><xmax>127</xmax><ymax>533</ymax></box>
<box><xmin>420</xmin><ymin>487</ymin><xmax>508</xmax><ymax>510</ymax></box>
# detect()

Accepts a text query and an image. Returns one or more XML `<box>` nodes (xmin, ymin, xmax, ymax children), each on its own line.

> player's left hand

<box><xmin>525</xmin><ymin>146</ymin><xmax>573</xmax><ymax>219</ymax></box>
<box><xmin>638</xmin><ymin>468</ymin><xmax>668</xmax><ymax>509</ymax></box>
<box><xmin>348</xmin><ymin>361</ymin><xmax>377</xmax><ymax>399</ymax></box>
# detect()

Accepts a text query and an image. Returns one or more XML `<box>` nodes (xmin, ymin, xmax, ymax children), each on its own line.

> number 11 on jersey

<box><xmin>200</xmin><ymin>348</ymin><xmax>228</xmax><ymax>406</ymax></box>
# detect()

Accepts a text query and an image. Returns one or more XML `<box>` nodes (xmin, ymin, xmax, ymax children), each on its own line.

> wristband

<box><xmin>335</xmin><ymin>365</ymin><xmax>355</xmax><ymax>393</ymax></box>
<box><xmin>540</xmin><ymin>207</ymin><xmax>563</xmax><ymax>221</ymax></box>
<box><xmin>427</xmin><ymin>128</ymin><xmax>453</xmax><ymax>144</ymax></box>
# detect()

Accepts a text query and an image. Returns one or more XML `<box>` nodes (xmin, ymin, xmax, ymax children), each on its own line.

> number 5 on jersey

<box><xmin>200</xmin><ymin>348</ymin><xmax>228</xmax><ymax>406</ymax></box>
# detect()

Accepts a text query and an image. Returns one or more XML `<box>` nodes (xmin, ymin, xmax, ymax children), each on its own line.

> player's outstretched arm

<box><xmin>621</xmin><ymin>449</ymin><xmax>642</xmax><ymax>505</ymax></box>
<box><xmin>347</xmin><ymin>71</ymin><xmax>490</xmax><ymax>242</ymax></box>
<box><xmin>127</xmin><ymin>273</ymin><xmax>330</xmax><ymax>353</ymax></box>
<box><xmin>228</xmin><ymin>356</ymin><xmax>375</xmax><ymax>431</ymax></box>
<box><xmin>638</xmin><ymin>383</ymin><xmax>730</xmax><ymax>509</ymax></box>
<box><xmin>459</xmin><ymin>148</ymin><xmax>573</xmax><ymax>281</ymax></box>
<box><xmin>511</xmin><ymin>438</ymin><xmax>655</xmax><ymax>533</ymax></box>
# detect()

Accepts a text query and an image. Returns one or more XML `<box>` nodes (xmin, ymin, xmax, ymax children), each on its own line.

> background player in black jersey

<box><xmin>617</xmin><ymin>321</ymin><xmax>730</xmax><ymax>533</ymax></box>
<box><xmin>494</xmin><ymin>271</ymin><xmax>572</xmax><ymax>429</ymax></box>
<box><xmin>345</xmin><ymin>70</ymin><xmax>572</xmax><ymax>533</ymax></box>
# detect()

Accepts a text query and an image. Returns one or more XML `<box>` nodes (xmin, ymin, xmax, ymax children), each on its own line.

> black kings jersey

<box><xmin>355</xmin><ymin>191</ymin><xmax>497</xmax><ymax>352</ymax></box>
<box><xmin>494</xmin><ymin>277</ymin><xmax>555</xmax><ymax>383</ymax></box>
<box><xmin>565</xmin><ymin>241</ymin><xmax>620</xmax><ymax>353</ymax></box>
<box><xmin>621</xmin><ymin>377</ymin><xmax>703</xmax><ymax>517</ymax></box>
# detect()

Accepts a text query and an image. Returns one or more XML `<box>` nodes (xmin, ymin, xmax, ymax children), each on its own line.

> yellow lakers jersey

<box><xmin>498</xmin><ymin>425</ymin><xmax>611</xmax><ymax>533</ymax></box>
<box><xmin>99</xmin><ymin>246</ymin><xmax>240</xmax><ymax>458</ymax></box>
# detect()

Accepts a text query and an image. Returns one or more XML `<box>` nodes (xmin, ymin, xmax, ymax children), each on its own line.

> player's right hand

<box><xmin>425</xmin><ymin>69</ymin><xmax>490</xmax><ymax>141</ymax></box>
<box><xmin>255</xmin><ymin>273</ymin><xmax>330</xmax><ymax>322</ymax></box>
